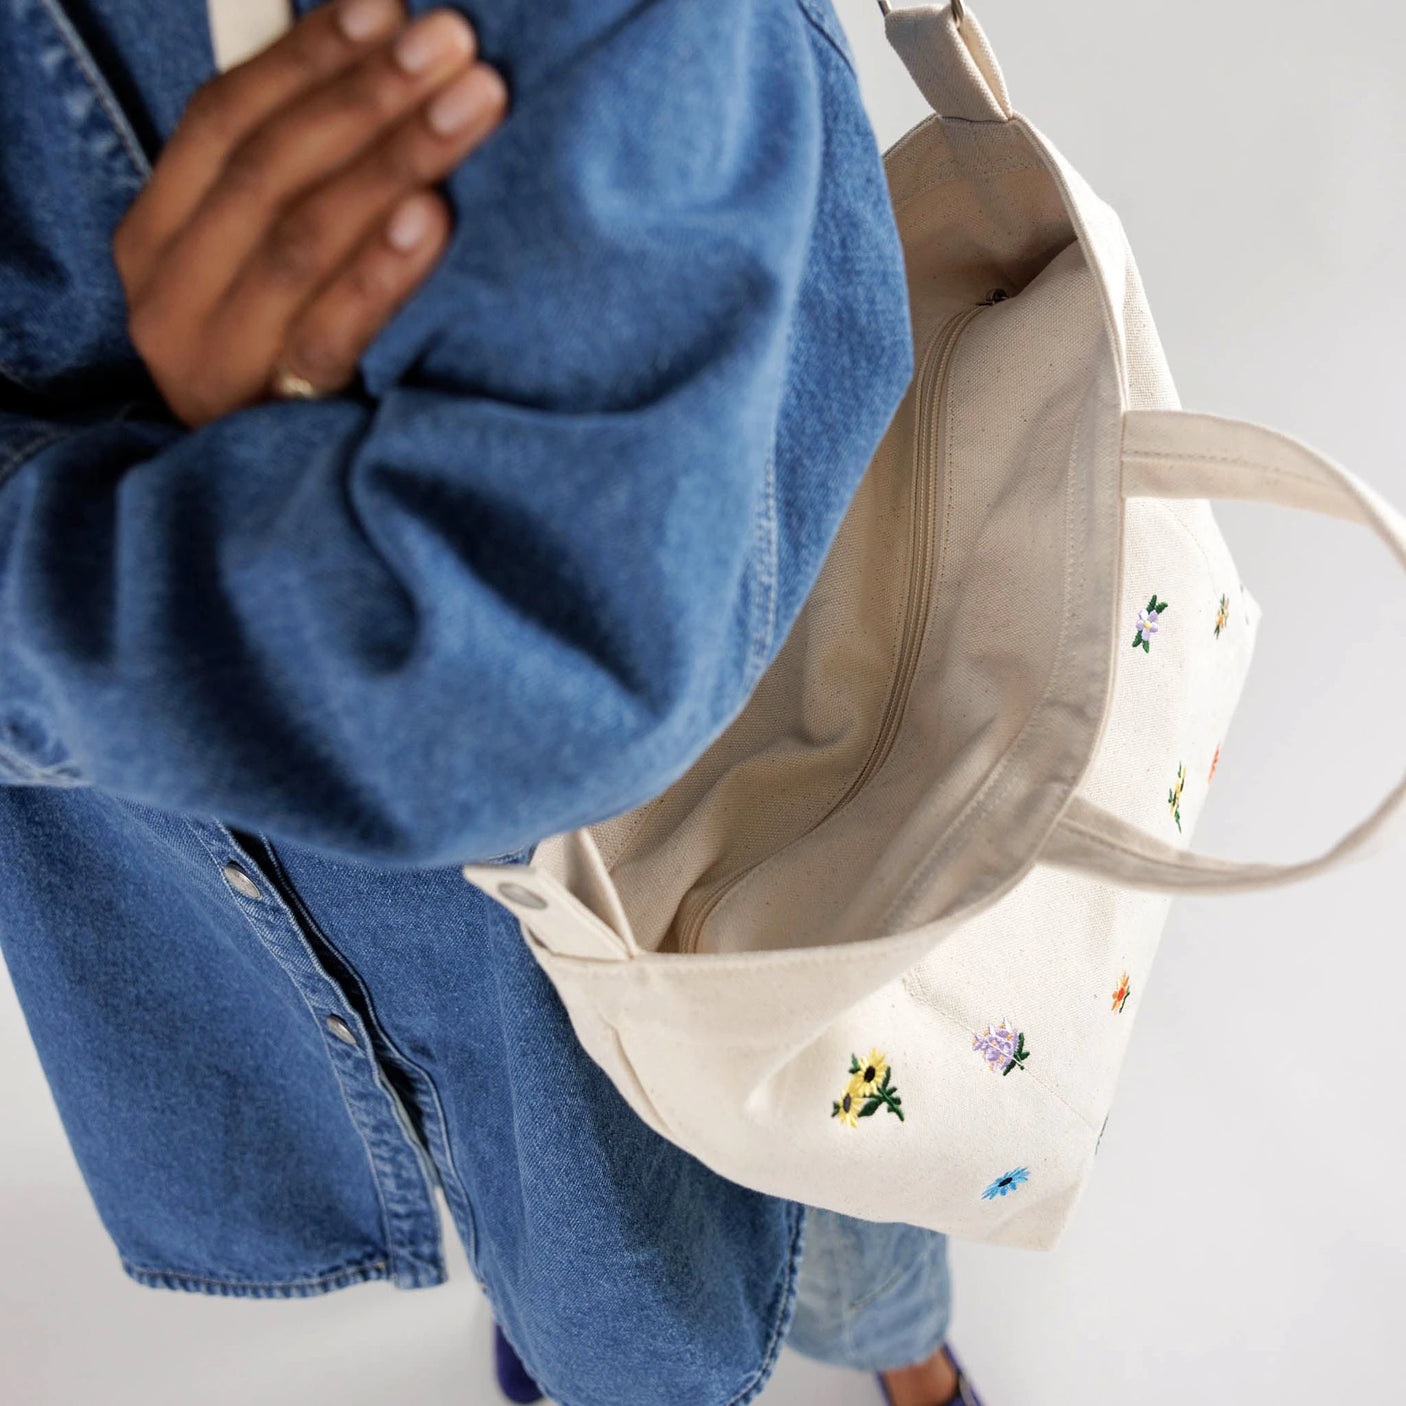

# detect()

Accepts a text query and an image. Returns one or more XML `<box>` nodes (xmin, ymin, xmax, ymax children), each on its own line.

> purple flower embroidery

<box><xmin>1132</xmin><ymin>594</ymin><xmax>1169</xmax><ymax>652</ymax></box>
<box><xmin>972</xmin><ymin>1019</ymin><xmax>1030</xmax><ymax>1075</ymax></box>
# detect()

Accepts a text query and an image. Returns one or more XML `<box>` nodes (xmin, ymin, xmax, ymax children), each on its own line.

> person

<box><xmin>0</xmin><ymin>1</ymin><xmax>980</xmax><ymax>1402</ymax></box>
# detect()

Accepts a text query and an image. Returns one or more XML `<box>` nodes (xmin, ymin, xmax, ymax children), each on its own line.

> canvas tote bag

<box><xmin>205</xmin><ymin>0</ymin><xmax>1405</xmax><ymax>1251</ymax></box>
<box><xmin>458</xmin><ymin>1</ymin><xmax>1406</xmax><ymax>1251</ymax></box>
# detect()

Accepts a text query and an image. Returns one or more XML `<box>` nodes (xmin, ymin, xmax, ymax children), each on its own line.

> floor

<box><xmin>4</xmin><ymin>1</ymin><xmax>1405</xmax><ymax>1402</ymax></box>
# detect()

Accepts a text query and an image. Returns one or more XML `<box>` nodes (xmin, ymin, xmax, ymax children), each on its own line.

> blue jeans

<box><xmin>787</xmin><ymin>1211</ymin><xmax>952</xmax><ymax>1373</ymax></box>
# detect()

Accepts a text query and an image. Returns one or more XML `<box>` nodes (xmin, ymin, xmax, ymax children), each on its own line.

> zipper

<box><xmin>672</xmin><ymin>303</ymin><xmax>987</xmax><ymax>955</ymax></box>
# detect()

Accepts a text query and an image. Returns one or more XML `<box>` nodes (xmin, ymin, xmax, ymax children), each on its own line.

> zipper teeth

<box><xmin>824</xmin><ymin>305</ymin><xmax>981</xmax><ymax>811</ymax></box>
<box><xmin>674</xmin><ymin>305</ymin><xmax>984</xmax><ymax>956</ymax></box>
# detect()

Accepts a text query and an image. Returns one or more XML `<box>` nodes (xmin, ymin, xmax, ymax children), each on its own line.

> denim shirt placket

<box><xmin>9</xmin><ymin>0</ymin><xmax>442</xmax><ymax>1291</ymax></box>
<box><xmin>183</xmin><ymin>816</ymin><xmax>448</xmax><ymax>1290</ymax></box>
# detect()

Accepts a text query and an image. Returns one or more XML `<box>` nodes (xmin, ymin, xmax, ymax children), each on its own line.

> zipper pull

<box><xmin>980</xmin><ymin>289</ymin><xmax>1009</xmax><ymax>306</ymax></box>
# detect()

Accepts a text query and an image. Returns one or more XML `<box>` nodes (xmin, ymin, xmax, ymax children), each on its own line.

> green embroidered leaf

<box><xmin>881</xmin><ymin>1067</ymin><xmax>892</xmax><ymax>1092</ymax></box>
<box><xmin>859</xmin><ymin>1098</ymin><xmax>882</xmax><ymax>1118</ymax></box>
<box><xmin>1131</xmin><ymin>633</ymin><xmax>1142</xmax><ymax>648</ymax></box>
<box><xmin>849</xmin><ymin>1055</ymin><xmax>861</xmax><ymax>1074</ymax></box>
<box><xmin>1146</xmin><ymin>594</ymin><xmax>1157</xmax><ymax>612</ymax></box>
<box><xmin>1141</xmin><ymin>638</ymin><xmax>1150</xmax><ymax>653</ymax></box>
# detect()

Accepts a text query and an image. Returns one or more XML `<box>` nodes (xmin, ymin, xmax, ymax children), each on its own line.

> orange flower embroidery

<box><xmin>1112</xmin><ymin>972</ymin><xmax>1131</xmax><ymax>1012</ymax></box>
<box><xmin>1214</xmin><ymin>594</ymin><xmax>1230</xmax><ymax>638</ymax></box>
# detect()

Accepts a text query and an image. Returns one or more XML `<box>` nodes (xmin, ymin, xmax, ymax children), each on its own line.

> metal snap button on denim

<box><xmin>222</xmin><ymin>861</ymin><xmax>261</xmax><ymax>899</ymax></box>
<box><xmin>324</xmin><ymin>1015</ymin><xmax>358</xmax><ymax>1046</ymax></box>
<box><xmin>497</xmin><ymin>881</ymin><xmax>547</xmax><ymax>910</ymax></box>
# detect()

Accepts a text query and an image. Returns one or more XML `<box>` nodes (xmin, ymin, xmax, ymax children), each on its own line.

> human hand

<box><xmin>112</xmin><ymin>0</ymin><xmax>508</xmax><ymax>428</ymax></box>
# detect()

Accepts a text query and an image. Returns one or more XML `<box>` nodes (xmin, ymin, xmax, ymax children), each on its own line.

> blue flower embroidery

<box><xmin>982</xmin><ymin>1166</ymin><xmax>1029</xmax><ymax>1201</ymax></box>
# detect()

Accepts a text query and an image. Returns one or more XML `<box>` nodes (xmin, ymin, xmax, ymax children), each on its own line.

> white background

<box><xmin>3</xmin><ymin>2</ymin><xmax>1404</xmax><ymax>1402</ymax></box>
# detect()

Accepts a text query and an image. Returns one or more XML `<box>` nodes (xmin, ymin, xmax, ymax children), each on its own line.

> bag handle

<box><xmin>882</xmin><ymin>2</ymin><xmax>1012</xmax><ymax>123</ymax></box>
<box><xmin>1039</xmin><ymin>409</ymin><xmax>1406</xmax><ymax>894</ymax></box>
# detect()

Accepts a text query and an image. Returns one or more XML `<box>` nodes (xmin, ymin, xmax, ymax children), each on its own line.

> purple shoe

<box><xmin>878</xmin><ymin>1341</ymin><xmax>986</xmax><ymax>1406</ymax></box>
<box><xmin>493</xmin><ymin>1322</ymin><xmax>544</xmax><ymax>1405</ymax></box>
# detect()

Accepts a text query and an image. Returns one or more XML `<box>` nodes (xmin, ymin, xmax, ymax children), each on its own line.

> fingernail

<box><xmin>425</xmin><ymin>66</ymin><xmax>503</xmax><ymax>136</ymax></box>
<box><xmin>336</xmin><ymin>0</ymin><xmax>399</xmax><ymax>42</ymax></box>
<box><xmin>386</xmin><ymin>195</ymin><xmax>434</xmax><ymax>251</ymax></box>
<box><xmin>394</xmin><ymin>10</ymin><xmax>474</xmax><ymax>74</ymax></box>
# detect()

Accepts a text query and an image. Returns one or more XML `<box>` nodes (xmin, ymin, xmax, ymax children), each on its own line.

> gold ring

<box><xmin>268</xmin><ymin>364</ymin><xmax>327</xmax><ymax>401</ymax></box>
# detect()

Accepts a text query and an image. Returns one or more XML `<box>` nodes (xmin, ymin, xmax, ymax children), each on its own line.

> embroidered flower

<box><xmin>982</xmin><ymin>1167</ymin><xmax>1029</xmax><ymax>1200</ymax></box>
<box><xmin>831</xmin><ymin>1083</ymin><xmax>861</xmax><ymax>1128</ymax></box>
<box><xmin>832</xmin><ymin>1051</ymin><xmax>905</xmax><ymax>1124</ymax></box>
<box><xmin>1208</xmin><ymin>745</ymin><xmax>1220</xmax><ymax>783</ymax></box>
<box><xmin>1132</xmin><ymin>594</ymin><xmax>1169</xmax><ymax>652</ymax></box>
<box><xmin>1112</xmin><ymin>971</ymin><xmax>1131</xmax><ymax>1012</ymax></box>
<box><xmin>851</xmin><ymin>1048</ymin><xmax>889</xmax><ymax>1098</ymax></box>
<box><xmin>1168</xmin><ymin>762</ymin><xmax>1185</xmax><ymax>832</ymax></box>
<box><xmin>1214</xmin><ymin>593</ymin><xmax>1230</xmax><ymax>638</ymax></box>
<box><xmin>972</xmin><ymin>1020</ymin><xmax>1030</xmax><ymax>1075</ymax></box>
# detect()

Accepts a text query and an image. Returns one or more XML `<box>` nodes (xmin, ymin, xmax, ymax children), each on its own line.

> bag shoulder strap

<box><xmin>883</xmin><ymin>2</ymin><xmax>1012</xmax><ymax>123</ymax></box>
<box><xmin>1041</xmin><ymin>410</ymin><xmax>1406</xmax><ymax>894</ymax></box>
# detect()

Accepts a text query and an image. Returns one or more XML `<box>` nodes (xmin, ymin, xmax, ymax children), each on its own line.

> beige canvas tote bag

<box><xmin>204</xmin><ymin>1</ymin><xmax>1404</xmax><ymax>1251</ymax></box>
<box><xmin>460</xmin><ymin>1</ymin><xmax>1406</xmax><ymax>1251</ymax></box>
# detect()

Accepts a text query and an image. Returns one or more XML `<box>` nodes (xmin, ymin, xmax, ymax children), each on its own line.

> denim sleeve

<box><xmin>0</xmin><ymin>0</ymin><xmax>888</xmax><ymax>865</ymax></box>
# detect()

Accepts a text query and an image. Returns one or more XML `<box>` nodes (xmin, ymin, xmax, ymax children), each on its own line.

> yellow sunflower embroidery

<box><xmin>831</xmin><ymin>1080</ymin><xmax>862</xmax><ymax>1128</ymax></box>
<box><xmin>832</xmin><ymin>1050</ymin><xmax>905</xmax><ymax>1124</ymax></box>
<box><xmin>851</xmin><ymin>1048</ymin><xmax>889</xmax><ymax>1097</ymax></box>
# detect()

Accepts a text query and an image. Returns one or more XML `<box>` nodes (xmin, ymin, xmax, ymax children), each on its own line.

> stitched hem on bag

<box><xmin>120</xmin><ymin>1256</ymin><xmax>391</xmax><ymax>1299</ymax></box>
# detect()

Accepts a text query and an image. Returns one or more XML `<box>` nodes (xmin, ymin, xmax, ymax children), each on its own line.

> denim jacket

<box><xmin>0</xmin><ymin>1</ymin><xmax>912</xmax><ymax>1401</ymax></box>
